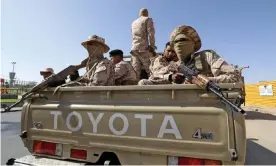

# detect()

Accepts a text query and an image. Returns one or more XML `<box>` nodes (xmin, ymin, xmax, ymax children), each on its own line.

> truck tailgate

<box><xmin>25</xmin><ymin>104</ymin><xmax>234</xmax><ymax>163</ymax></box>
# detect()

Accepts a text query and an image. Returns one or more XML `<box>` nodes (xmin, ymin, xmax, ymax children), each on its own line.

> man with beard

<box><xmin>80</xmin><ymin>35</ymin><xmax>115</xmax><ymax>86</ymax></box>
<box><xmin>138</xmin><ymin>42</ymin><xmax>185</xmax><ymax>85</ymax></box>
<box><xmin>170</xmin><ymin>25</ymin><xmax>242</xmax><ymax>84</ymax></box>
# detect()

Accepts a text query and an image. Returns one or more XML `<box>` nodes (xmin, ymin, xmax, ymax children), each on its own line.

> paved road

<box><xmin>1</xmin><ymin>109</ymin><xmax>276</xmax><ymax>165</ymax></box>
<box><xmin>244</xmin><ymin>110</ymin><xmax>276</xmax><ymax>165</ymax></box>
<box><xmin>1</xmin><ymin>111</ymin><xmax>29</xmax><ymax>165</ymax></box>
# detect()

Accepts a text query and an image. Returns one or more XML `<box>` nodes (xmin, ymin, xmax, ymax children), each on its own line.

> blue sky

<box><xmin>1</xmin><ymin>0</ymin><xmax>276</xmax><ymax>83</ymax></box>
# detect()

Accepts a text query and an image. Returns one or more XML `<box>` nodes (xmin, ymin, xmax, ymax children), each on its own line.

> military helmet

<box><xmin>170</xmin><ymin>25</ymin><xmax>202</xmax><ymax>52</ymax></box>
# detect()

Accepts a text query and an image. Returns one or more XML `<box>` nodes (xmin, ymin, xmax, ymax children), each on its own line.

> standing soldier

<box><xmin>109</xmin><ymin>49</ymin><xmax>137</xmax><ymax>85</ymax></box>
<box><xmin>131</xmin><ymin>8</ymin><xmax>156</xmax><ymax>80</ymax></box>
<box><xmin>81</xmin><ymin>35</ymin><xmax>115</xmax><ymax>86</ymax></box>
<box><xmin>170</xmin><ymin>25</ymin><xmax>242</xmax><ymax>84</ymax></box>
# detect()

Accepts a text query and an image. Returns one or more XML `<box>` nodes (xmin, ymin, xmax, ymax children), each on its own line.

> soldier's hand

<box><xmin>80</xmin><ymin>58</ymin><xmax>89</xmax><ymax>67</ymax></box>
<box><xmin>171</xmin><ymin>73</ymin><xmax>185</xmax><ymax>84</ymax></box>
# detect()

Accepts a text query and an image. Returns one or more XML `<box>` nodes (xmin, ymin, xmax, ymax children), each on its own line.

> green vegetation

<box><xmin>7</xmin><ymin>89</ymin><xmax>26</xmax><ymax>95</ymax></box>
<box><xmin>0</xmin><ymin>99</ymin><xmax>19</xmax><ymax>103</ymax></box>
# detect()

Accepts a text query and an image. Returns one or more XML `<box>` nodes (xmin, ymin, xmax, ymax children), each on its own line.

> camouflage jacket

<box><xmin>86</xmin><ymin>58</ymin><xmax>115</xmax><ymax>86</ymax></box>
<box><xmin>114</xmin><ymin>60</ymin><xmax>137</xmax><ymax>85</ymax></box>
<box><xmin>131</xmin><ymin>16</ymin><xmax>155</xmax><ymax>52</ymax></box>
<box><xmin>185</xmin><ymin>50</ymin><xmax>242</xmax><ymax>83</ymax></box>
<box><xmin>148</xmin><ymin>55</ymin><xmax>179</xmax><ymax>84</ymax></box>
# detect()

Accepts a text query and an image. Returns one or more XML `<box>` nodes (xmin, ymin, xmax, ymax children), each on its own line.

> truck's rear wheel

<box><xmin>96</xmin><ymin>152</ymin><xmax>121</xmax><ymax>165</ymax></box>
<box><xmin>104</xmin><ymin>160</ymin><xmax>110</xmax><ymax>165</ymax></box>
<box><xmin>6</xmin><ymin>158</ymin><xmax>15</xmax><ymax>165</ymax></box>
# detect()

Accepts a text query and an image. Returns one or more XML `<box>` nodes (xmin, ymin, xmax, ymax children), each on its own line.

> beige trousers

<box><xmin>131</xmin><ymin>50</ymin><xmax>154</xmax><ymax>80</ymax></box>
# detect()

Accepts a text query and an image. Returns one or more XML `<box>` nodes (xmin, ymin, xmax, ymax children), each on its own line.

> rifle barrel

<box><xmin>209</xmin><ymin>87</ymin><xmax>246</xmax><ymax>114</ymax></box>
<box><xmin>179</xmin><ymin>63</ymin><xmax>246</xmax><ymax>115</ymax></box>
<box><xmin>4</xmin><ymin>93</ymin><xmax>33</xmax><ymax>112</ymax></box>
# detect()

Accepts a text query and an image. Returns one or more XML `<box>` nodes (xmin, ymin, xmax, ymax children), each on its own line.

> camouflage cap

<box><xmin>170</xmin><ymin>25</ymin><xmax>202</xmax><ymax>52</ymax></box>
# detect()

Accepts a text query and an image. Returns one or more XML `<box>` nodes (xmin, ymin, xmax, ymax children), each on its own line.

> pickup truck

<box><xmin>7</xmin><ymin>83</ymin><xmax>247</xmax><ymax>165</ymax></box>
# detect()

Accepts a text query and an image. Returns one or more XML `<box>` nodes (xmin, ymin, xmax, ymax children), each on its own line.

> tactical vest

<box><xmin>189</xmin><ymin>50</ymin><xmax>215</xmax><ymax>77</ymax></box>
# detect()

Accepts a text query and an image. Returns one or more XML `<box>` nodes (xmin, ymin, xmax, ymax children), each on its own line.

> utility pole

<box><xmin>11</xmin><ymin>62</ymin><xmax>16</xmax><ymax>72</ymax></box>
<box><xmin>10</xmin><ymin>62</ymin><xmax>16</xmax><ymax>87</ymax></box>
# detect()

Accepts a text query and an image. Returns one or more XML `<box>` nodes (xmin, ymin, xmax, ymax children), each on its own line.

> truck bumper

<box><xmin>7</xmin><ymin>155</ymin><xmax>86</xmax><ymax>166</ymax></box>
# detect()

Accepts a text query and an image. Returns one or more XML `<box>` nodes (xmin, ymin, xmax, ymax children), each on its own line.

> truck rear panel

<box><xmin>20</xmin><ymin>84</ymin><xmax>246</xmax><ymax>165</ymax></box>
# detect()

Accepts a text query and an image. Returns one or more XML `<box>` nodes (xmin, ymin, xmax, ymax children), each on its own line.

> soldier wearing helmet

<box><xmin>170</xmin><ymin>25</ymin><xmax>241</xmax><ymax>83</ymax></box>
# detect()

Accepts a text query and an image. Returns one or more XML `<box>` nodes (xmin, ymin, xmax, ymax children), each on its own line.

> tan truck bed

<box><xmin>18</xmin><ymin>83</ymin><xmax>246</xmax><ymax>165</ymax></box>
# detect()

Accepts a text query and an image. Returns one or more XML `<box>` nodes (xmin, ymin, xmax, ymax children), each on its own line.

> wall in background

<box><xmin>245</xmin><ymin>80</ymin><xmax>276</xmax><ymax>107</ymax></box>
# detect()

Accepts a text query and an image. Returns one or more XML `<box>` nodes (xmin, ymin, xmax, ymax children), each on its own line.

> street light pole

<box><xmin>11</xmin><ymin>62</ymin><xmax>16</xmax><ymax>72</ymax></box>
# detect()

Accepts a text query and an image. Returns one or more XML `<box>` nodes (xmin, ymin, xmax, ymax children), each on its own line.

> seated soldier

<box><xmin>138</xmin><ymin>42</ymin><xmax>184</xmax><ymax>85</ymax></box>
<box><xmin>110</xmin><ymin>49</ymin><xmax>137</xmax><ymax>85</ymax></box>
<box><xmin>80</xmin><ymin>35</ymin><xmax>115</xmax><ymax>86</ymax></box>
<box><xmin>40</xmin><ymin>68</ymin><xmax>66</xmax><ymax>87</ymax></box>
<box><xmin>170</xmin><ymin>25</ymin><xmax>242</xmax><ymax>84</ymax></box>
<box><xmin>40</xmin><ymin>68</ymin><xmax>54</xmax><ymax>81</ymax></box>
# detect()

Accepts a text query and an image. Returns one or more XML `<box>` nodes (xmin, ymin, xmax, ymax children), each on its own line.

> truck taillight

<box><xmin>33</xmin><ymin>140</ymin><xmax>62</xmax><ymax>156</ymax></box>
<box><xmin>168</xmin><ymin>156</ymin><xmax>221</xmax><ymax>165</ymax></box>
<box><xmin>71</xmin><ymin>149</ymin><xmax>87</xmax><ymax>160</ymax></box>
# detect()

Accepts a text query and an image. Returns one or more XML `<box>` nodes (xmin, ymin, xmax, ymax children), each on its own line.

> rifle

<box><xmin>4</xmin><ymin>65</ymin><xmax>79</xmax><ymax>112</ymax></box>
<box><xmin>177</xmin><ymin>63</ymin><xmax>246</xmax><ymax>115</ymax></box>
<box><xmin>239</xmin><ymin>66</ymin><xmax>249</xmax><ymax>106</ymax></box>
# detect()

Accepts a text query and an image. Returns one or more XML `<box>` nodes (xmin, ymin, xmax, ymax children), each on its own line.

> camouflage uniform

<box><xmin>170</xmin><ymin>25</ymin><xmax>241</xmax><ymax>83</ymax></box>
<box><xmin>85</xmin><ymin>58</ymin><xmax>115</xmax><ymax>86</ymax></box>
<box><xmin>138</xmin><ymin>55</ymin><xmax>179</xmax><ymax>85</ymax></box>
<box><xmin>131</xmin><ymin>12</ymin><xmax>156</xmax><ymax>79</ymax></box>
<box><xmin>114</xmin><ymin>60</ymin><xmax>137</xmax><ymax>85</ymax></box>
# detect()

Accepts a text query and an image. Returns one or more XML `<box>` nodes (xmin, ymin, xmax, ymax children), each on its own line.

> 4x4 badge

<box><xmin>192</xmin><ymin>128</ymin><xmax>213</xmax><ymax>140</ymax></box>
